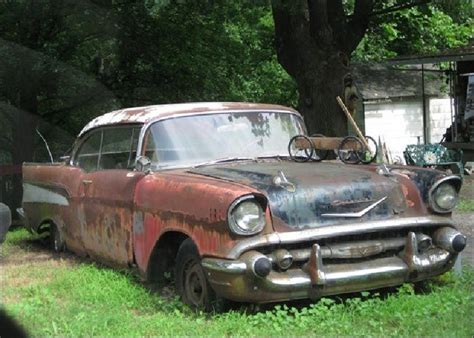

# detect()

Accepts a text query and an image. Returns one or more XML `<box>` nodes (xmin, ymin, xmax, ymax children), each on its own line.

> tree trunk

<box><xmin>271</xmin><ymin>0</ymin><xmax>374</xmax><ymax>137</ymax></box>
<box><xmin>295</xmin><ymin>52</ymin><xmax>350</xmax><ymax>136</ymax></box>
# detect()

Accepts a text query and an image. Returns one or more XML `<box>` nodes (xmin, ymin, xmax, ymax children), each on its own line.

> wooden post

<box><xmin>336</xmin><ymin>96</ymin><xmax>371</xmax><ymax>151</ymax></box>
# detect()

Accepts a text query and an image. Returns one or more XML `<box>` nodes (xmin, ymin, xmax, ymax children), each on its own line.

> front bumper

<box><xmin>202</xmin><ymin>229</ymin><xmax>463</xmax><ymax>303</ymax></box>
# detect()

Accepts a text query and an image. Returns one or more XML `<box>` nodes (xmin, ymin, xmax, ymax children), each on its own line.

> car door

<box><xmin>73</xmin><ymin>125</ymin><xmax>144</xmax><ymax>266</ymax></box>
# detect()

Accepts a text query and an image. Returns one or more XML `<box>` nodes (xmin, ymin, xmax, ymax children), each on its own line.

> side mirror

<box><xmin>136</xmin><ymin>156</ymin><xmax>152</xmax><ymax>173</ymax></box>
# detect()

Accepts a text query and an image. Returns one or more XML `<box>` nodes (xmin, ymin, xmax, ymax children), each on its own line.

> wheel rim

<box><xmin>357</xmin><ymin>135</ymin><xmax>378</xmax><ymax>164</ymax></box>
<box><xmin>338</xmin><ymin>136</ymin><xmax>362</xmax><ymax>164</ymax></box>
<box><xmin>184</xmin><ymin>260</ymin><xmax>206</xmax><ymax>307</ymax></box>
<box><xmin>288</xmin><ymin>135</ymin><xmax>314</xmax><ymax>162</ymax></box>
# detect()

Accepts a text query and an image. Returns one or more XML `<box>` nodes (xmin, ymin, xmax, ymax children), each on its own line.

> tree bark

<box><xmin>295</xmin><ymin>51</ymin><xmax>350</xmax><ymax>136</ymax></box>
<box><xmin>271</xmin><ymin>0</ymin><xmax>373</xmax><ymax>136</ymax></box>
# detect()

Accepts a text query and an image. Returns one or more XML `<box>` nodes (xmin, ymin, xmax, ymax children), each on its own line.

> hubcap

<box><xmin>184</xmin><ymin>261</ymin><xmax>206</xmax><ymax>306</ymax></box>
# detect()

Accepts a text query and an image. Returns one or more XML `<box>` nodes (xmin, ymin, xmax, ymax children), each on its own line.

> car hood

<box><xmin>188</xmin><ymin>161</ymin><xmax>408</xmax><ymax>231</ymax></box>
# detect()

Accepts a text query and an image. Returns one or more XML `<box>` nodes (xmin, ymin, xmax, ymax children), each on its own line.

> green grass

<box><xmin>458</xmin><ymin>198</ymin><xmax>474</xmax><ymax>212</ymax></box>
<box><xmin>1</xmin><ymin>228</ymin><xmax>474</xmax><ymax>336</ymax></box>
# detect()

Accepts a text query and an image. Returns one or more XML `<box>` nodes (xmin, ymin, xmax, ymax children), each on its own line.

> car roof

<box><xmin>78</xmin><ymin>102</ymin><xmax>299</xmax><ymax>137</ymax></box>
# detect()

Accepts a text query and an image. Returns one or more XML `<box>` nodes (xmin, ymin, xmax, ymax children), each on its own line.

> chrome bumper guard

<box><xmin>202</xmin><ymin>230</ymin><xmax>462</xmax><ymax>301</ymax></box>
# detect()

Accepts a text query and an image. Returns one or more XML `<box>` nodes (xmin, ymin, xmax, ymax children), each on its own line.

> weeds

<box><xmin>1</xmin><ymin>227</ymin><xmax>473</xmax><ymax>336</ymax></box>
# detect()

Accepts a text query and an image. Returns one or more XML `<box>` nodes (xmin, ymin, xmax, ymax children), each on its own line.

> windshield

<box><xmin>144</xmin><ymin>111</ymin><xmax>305</xmax><ymax>168</ymax></box>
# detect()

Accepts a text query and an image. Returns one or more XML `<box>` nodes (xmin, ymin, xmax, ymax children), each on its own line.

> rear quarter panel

<box><xmin>22</xmin><ymin>163</ymin><xmax>85</xmax><ymax>252</ymax></box>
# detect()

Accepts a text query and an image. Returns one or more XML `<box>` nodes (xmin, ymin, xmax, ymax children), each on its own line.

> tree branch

<box><xmin>308</xmin><ymin>0</ymin><xmax>333</xmax><ymax>43</ymax></box>
<box><xmin>346</xmin><ymin>0</ymin><xmax>374</xmax><ymax>52</ymax></box>
<box><xmin>327</xmin><ymin>0</ymin><xmax>349</xmax><ymax>49</ymax></box>
<box><xmin>346</xmin><ymin>0</ymin><xmax>432</xmax><ymax>18</ymax></box>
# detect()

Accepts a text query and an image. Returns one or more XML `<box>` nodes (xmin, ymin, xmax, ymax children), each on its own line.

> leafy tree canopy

<box><xmin>353</xmin><ymin>1</ymin><xmax>473</xmax><ymax>61</ymax></box>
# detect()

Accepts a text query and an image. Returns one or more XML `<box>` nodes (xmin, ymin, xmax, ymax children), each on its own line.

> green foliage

<box><xmin>353</xmin><ymin>4</ymin><xmax>473</xmax><ymax>61</ymax></box>
<box><xmin>0</xmin><ymin>0</ymin><xmax>297</xmax><ymax>163</ymax></box>
<box><xmin>2</xmin><ymin>227</ymin><xmax>474</xmax><ymax>336</ymax></box>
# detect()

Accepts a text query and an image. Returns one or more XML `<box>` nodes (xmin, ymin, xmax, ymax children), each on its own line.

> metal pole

<box><xmin>421</xmin><ymin>64</ymin><xmax>428</xmax><ymax>144</ymax></box>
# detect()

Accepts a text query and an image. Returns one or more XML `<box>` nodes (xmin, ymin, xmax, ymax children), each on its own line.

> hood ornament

<box><xmin>273</xmin><ymin>170</ymin><xmax>296</xmax><ymax>192</ymax></box>
<box><xmin>322</xmin><ymin>196</ymin><xmax>387</xmax><ymax>218</ymax></box>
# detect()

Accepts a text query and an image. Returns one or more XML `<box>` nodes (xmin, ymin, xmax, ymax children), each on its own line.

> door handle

<box><xmin>82</xmin><ymin>179</ymin><xmax>93</xmax><ymax>185</ymax></box>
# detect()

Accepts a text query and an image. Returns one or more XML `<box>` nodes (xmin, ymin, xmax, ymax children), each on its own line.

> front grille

<box><xmin>259</xmin><ymin>226</ymin><xmax>442</xmax><ymax>271</ymax></box>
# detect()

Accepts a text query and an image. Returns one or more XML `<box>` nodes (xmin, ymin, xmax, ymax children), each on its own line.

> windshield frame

<box><xmin>136</xmin><ymin>109</ymin><xmax>306</xmax><ymax>170</ymax></box>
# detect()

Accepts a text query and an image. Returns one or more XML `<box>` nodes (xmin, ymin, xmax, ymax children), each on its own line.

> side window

<box><xmin>99</xmin><ymin>126</ymin><xmax>141</xmax><ymax>170</ymax></box>
<box><xmin>74</xmin><ymin>131</ymin><xmax>102</xmax><ymax>172</ymax></box>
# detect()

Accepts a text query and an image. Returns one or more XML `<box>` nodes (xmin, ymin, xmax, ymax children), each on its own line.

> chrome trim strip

<box><xmin>228</xmin><ymin>216</ymin><xmax>454</xmax><ymax>259</ymax></box>
<box><xmin>201</xmin><ymin>258</ymin><xmax>247</xmax><ymax>274</ymax></box>
<box><xmin>321</xmin><ymin>196</ymin><xmax>387</xmax><ymax>218</ymax></box>
<box><xmin>22</xmin><ymin>183</ymin><xmax>69</xmax><ymax>206</ymax></box>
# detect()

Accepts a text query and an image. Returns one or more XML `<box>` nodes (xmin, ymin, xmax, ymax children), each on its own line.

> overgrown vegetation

<box><xmin>1</xmin><ymin>227</ymin><xmax>473</xmax><ymax>337</ymax></box>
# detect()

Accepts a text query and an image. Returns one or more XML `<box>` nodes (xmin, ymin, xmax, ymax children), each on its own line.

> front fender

<box><xmin>132</xmin><ymin>171</ymin><xmax>267</xmax><ymax>274</ymax></box>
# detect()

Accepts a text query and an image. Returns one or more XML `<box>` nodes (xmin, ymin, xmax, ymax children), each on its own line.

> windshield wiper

<box><xmin>193</xmin><ymin>156</ymin><xmax>254</xmax><ymax>168</ymax></box>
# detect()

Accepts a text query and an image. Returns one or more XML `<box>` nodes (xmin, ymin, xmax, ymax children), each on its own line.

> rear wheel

<box><xmin>175</xmin><ymin>239</ymin><xmax>225</xmax><ymax>312</ymax></box>
<box><xmin>49</xmin><ymin>223</ymin><xmax>65</xmax><ymax>252</ymax></box>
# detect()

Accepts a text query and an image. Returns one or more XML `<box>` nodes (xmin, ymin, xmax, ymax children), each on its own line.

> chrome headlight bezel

<box><xmin>428</xmin><ymin>175</ymin><xmax>462</xmax><ymax>213</ymax></box>
<box><xmin>228</xmin><ymin>195</ymin><xmax>266</xmax><ymax>236</ymax></box>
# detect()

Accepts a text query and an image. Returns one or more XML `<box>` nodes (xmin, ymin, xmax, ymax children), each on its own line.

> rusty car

<box><xmin>19</xmin><ymin>102</ymin><xmax>467</xmax><ymax>310</ymax></box>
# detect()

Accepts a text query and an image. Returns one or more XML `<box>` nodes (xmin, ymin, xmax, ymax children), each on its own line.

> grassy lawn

<box><xmin>458</xmin><ymin>198</ymin><xmax>474</xmax><ymax>212</ymax></box>
<box><xmin>1</xmin><ymin>228</ymin><xmax>473</xmax><ymax>337</ymax></box>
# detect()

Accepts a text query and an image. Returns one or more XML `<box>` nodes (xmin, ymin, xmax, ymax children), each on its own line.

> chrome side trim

<box><xmin>228</xmin><ymin>216</ymin><xmax>454</xmax><ymax>259</ymax></box>
<box><xmin>22</xmin><ymin>183</ymin><xmax>69</xmax><ymax>206</ymax></box>
<box><xmin>201</xmin><ymin>258</ymin><xmax>247</xmax><ymax>274</ymax></box>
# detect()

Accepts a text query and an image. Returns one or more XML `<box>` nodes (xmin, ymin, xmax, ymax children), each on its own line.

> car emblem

<box><xmin>273</xmin><ymin>170</ymin><xmax>296</xmax><ymax>192</ymax></box>
<box><xmin>321</xmin><ymin>196</ymin><xmax>387</xmax><ymax>218</ymax></box>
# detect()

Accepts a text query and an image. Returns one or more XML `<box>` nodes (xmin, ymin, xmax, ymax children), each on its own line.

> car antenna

<box><xmin>36</xmin><ymin>128</ymin><xmax>54</xmax><ymax>163</ymax></box>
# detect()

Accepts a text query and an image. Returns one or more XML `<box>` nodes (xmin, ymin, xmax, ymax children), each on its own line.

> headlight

<box><xmin>429</xmin><ymin>176</ymin><xmax>461</xmax><ymax>213</ymax></box>
<box><xmin>228</xmin><ymin>196</ymin><xmax>266</xmax><ymax>236</ymax></box>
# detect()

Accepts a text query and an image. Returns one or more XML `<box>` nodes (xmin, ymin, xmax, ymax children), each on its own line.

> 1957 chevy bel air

<box><xmin>20</xmin><ymin>102</ymin><xmax>466</xmax><ymax>310</ymax></box>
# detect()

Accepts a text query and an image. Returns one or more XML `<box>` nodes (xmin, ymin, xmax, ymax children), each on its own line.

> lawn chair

<box><xmin>403</xmin><ymin>143</ymin><xmax>463</xmax><ymax>175</ymax></box>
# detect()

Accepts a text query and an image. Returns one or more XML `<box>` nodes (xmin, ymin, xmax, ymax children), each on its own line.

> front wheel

<box><xmin>175</xmin><ymin>239</ymin><xmax>225</xmax><ymax>312</ymax></box>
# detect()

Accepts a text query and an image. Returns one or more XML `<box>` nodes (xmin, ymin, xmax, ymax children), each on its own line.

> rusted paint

<box><xmin>79</xmin><ymin>102</ymin><xmax>299</xmax><ymax>137</ymax></box>
<box><xmin>22</xmin><ymin>164</ymin><xmax>144</xmax><ymax>267</ymax></box>
<box><xmin>133</xmin><ymin>170</ymin><xmax>268</xmax><ymax>274</ymax></box>
<box><xmin>189</xmin><ymin>161</ymin><xmax>413</xmax><ymax>231</ymax></box>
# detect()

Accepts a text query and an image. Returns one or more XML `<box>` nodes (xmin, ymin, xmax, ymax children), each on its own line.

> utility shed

<box><xmin>353</xmin><ymin>63</ymin><xmax>451</xmax><ymax>162</ymax></box>
<box><xmin>386</xmin><ymin>43</ymin><xmax>474</xmax><ymax>163</ymax></box>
